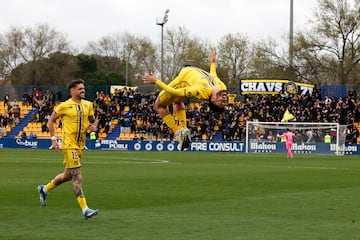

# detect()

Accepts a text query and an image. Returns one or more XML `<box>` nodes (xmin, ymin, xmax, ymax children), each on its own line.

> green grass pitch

<box><xmin>1</xmin><ymin>149</ymin><xmax>360</xmax><ymax>239</ymax></box>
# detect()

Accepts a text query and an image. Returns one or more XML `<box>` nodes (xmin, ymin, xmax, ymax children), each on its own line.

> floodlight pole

<box><xmin>125</xmin><ymin>59</ymin><xmax>128</xmax><ymax>86</ymax></box>
<box><xmin>289</xmin><ymin>0</ymin><xmax>294</xmax><ymax>69</ymax></box>
<box><xmin>156</xmin><ymin>9</ymin><xmax>170</xmax><ymax>82</ymax></box>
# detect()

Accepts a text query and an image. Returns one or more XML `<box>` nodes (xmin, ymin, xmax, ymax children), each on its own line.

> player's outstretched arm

<box><xmin>209</xmin><ymin>50</ymin><xmax>217</xmax><ymax>76</ymax></box>
<box><xmin>143</xmin><ymin>73</ymin><xmax>184</xmax><ymax>97</ymax></box>
<box><xmin>210</xmin><ymin>50</ymin><xmax>216</xmax><ymax>64</ymax></box>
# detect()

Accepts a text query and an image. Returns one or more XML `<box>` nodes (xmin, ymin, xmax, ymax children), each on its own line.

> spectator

<box><xmin>29</xmin><ymin>132</ymin><xmax>37</xmax><ymax>139</ymax></box>
<box><xmin>0</xmin><ymin>125</ymin><xmax>6</xmax><ymax>138</ymax></box>
<box><xmin>12</xmin><ymin>99</ymin><xmax>19</xmax><ymax>109</ymax></box>
<box><xmin>30</xmin><ymin>113</ymin><xmax>38</xmax><ymax>122</ymax></box>
<box><xmin>306</xmin><ymin>130</ymin><xmax>314</xmax><ymax>143</ymax></box>
<box><xmin>104</xmin><ymin>120</ymin><xmax>111</xmax><ymax>134</ymax></box>
<box><xmin>34</xmin><ymin>87</ymin><xmax>42</xmax><ymax>100</ymax></box>
<box><xmin>351</xmin><ymin>125</ymin><xmax>359</xmax><ymax>144</ymax></box>
<box><xmin>21</xmin><ymin>131</ymin><xmax>27</xmax><ymax>139</ymax></box>
<box><xmin>22</xmin><ymin>91</ymin><xmax>30</xmax><ymax>106</ymax></box>
<box><xmin>151</xmin><ymin>122</ymin><xmax>161</xmax><ymax>140</ymax></box>
<box><xmin>41</xmin><ymin>121</ymin><xmax>49</xmax><ymax>132</ymax></box>
<box><xmin>3</xmin><ymin>92</ymin><xmax>9</xmax><ymax>106</ymax></box>
<box><xmin>123</xmin><ymin>117</ymin><xmax>131</xmax><ymax>134</ymax></box>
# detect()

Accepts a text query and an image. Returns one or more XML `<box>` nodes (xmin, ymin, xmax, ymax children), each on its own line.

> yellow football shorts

<box><xmin>157</xmin><ymin>78</ymin><xmax>187</xmax><ymax>106</ymax></box>
<box><xmin>62</xmin><ymin>149</ymin><xmax>83</xmax><ymax>168</ymax></box>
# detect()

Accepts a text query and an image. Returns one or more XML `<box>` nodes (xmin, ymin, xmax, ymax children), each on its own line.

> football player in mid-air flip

<box><xmin>143</xmin><ymin>51</ymin><xmax>227</xmax><ymax>150</ymax></box>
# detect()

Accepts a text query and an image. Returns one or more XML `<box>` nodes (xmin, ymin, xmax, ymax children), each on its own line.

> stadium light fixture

<box><xmin>156</xmin><ymin>9</ymin><xmax>170</xmax><ymax>82</ymax></box>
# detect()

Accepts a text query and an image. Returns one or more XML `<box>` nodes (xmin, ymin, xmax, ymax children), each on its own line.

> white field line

<box><xmin>8</xmin><ymin>156</ymin><xmax>170</xmax><ymax>164</ymax></box>
<box><xmin>2</xmin><ymin>157</ymin><xmax>358</xmax><ymax>169</ymax></box>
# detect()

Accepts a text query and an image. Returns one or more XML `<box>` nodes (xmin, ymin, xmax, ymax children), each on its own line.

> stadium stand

<box><xmin>1</xmin><ymin>85</ymin><xmax>359</xmax><ymax>144</ymax></box>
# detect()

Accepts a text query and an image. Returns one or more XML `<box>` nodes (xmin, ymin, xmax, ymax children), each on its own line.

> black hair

<box><xmin>68</xmin><ymin>79</ymin><xmax>85</xmax><ymax>90</ymax></box>
<box><xmin>208</xmin><ymin>100</ymin><xmax>225</xmax><ymax>113</ymax></box>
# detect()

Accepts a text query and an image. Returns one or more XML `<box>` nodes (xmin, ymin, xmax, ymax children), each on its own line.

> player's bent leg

<box><xmin>173</xmin><ymin>102</ymin><xmax>187</xmax><ymax>128</ymax></box>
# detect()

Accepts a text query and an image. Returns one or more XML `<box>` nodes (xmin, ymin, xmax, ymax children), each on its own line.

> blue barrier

<box><xmin>0</xmin><ymin>138</ymin><xmax>358</xmax><ymax>155</ymax></box>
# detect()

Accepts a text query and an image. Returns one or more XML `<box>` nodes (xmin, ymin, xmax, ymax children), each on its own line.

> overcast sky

<box><xmin>0</xmin><ymin>0</ymin><xmax>317</xmax><ymax>49</ymax></box>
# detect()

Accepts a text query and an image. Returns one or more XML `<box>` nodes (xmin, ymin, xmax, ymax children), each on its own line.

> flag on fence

<box><xmin>281</xmin><ymin>108</ymin><xmax>295</xmax><ymax>122</ymax></box>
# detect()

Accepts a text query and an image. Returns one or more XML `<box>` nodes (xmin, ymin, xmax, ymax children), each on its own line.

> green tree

<box><xmin>11</xmin><ymin>52</ymin><xmax>78</xmax><ymax>86</ymax></box>
<box><xmin>76</xmin><ymin>53</ymin><xmax>127</xmax><ymax>86</ymax></box>
<box><xmin>83</xmin><ymin>71</ymin><xmax>122</xmax><ymax>86</ymax></box>
<box><xmin>77</xmin><ymin>54</ymin><xmax>97</xmax><ymax>74</ymax></box>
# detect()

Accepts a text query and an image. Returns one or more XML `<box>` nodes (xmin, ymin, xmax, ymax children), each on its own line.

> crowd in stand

<box><xmin>0</xmin><ymin>93</ymin><xmax>22</xmax><ymax>135</ymax></box>
<box><xmin>1</xmin><ymin>85</ymin><xmax>360</xmax><ymax>144</ymax></box>
<box><xmin>92</xmin><ymin>86</ymin><xmax>360</xmax><ymax>144</ymax></box>
<box><xmin>0</xmin><ymin>88</ymin><xmax>56</xmax><ymax>137</ymax></box>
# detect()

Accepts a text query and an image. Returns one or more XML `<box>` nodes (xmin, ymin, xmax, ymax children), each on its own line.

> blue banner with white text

<box><xmin>0</xmin><ymin>138</ymin><xmax>358</xmax><ymax>155</ymax></box>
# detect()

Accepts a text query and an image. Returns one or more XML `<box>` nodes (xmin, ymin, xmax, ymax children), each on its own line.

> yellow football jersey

<box><xmin>55</xmin><ymin>99</ymin><xmax>94</xmax><ymax>149</ymax></box>
<box><xmin>156</xmin><ymin>63</ymin><xmax>227</xmax><ymax>104</ymax></box>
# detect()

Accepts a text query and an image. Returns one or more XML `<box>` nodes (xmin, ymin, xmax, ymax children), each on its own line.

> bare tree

<box><xmin>163</xmin><ymin>26</ymin><xmax>211</xmax><ymax>82</ymax></box>
<box><xmin>85</xmin><ymin>33</ymin><xmax>124</xmax><ymax>73</ymax></box>
<box><xmin>216</xmin><ymin>33</ymin><xmax>252</xmax><ymax>90</ymax></box>
<box><xmin>127</xmin><ymin>34</ymin><xmax>157</xmax><ymax>84</ymax></box>
<box><xmin>85</xmin><ymin>32</ymin><xmax>156</xmax><ymax>86</ymax></box>
<box><xmin>294</xmin><ymin>0</ymin><xmax>360</xmax><ymax>85</ymax></box>
<box><xmin>0</xmin><ymin>24</ymin><xmax>70</xmax><ymax>76</ymax></box>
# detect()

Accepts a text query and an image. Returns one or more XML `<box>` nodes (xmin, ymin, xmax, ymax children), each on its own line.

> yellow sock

<box><xmin>77</xmin><ymin>196</ymin><xmax>88</xmax><ymax>210</ymax></box>
<box><xmin>175</xmin><ymin>109</ymin><xmax>187</xmax><ymax>129</ymax></box>
<box><xmin>163</xmin><ymin>114</ymin><xmax>178</xmax><ymax>132</ymax></box>
<box><xmin>44</xmin><ymin>181</ymin><xmax>57</xmax><ymax>192</ymax></box>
